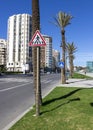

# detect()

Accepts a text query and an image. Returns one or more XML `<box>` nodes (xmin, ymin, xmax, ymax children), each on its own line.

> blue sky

<box><xmin>0</xmin><ymin>0</ymin><xmax>93</xmax><ymax>67</ymax></box>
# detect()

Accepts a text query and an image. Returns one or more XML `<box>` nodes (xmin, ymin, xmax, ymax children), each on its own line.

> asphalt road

<box><xmin>0</xmin><ymin>73</ymin><xmax>60</xmax><ymax>130</ymax></box>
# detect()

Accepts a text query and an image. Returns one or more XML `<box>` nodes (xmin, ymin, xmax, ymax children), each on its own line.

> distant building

<box><xmin>52</xmin><ymin>49</ymin><xmax>60</xmax><ymax>68</ymax></box>
<box><xmin>0</xmin><ymin>39</ymin><xmax>7</xmax><ymax>66</ymax></box>
<box><xmin>86</xmin><ymin>61</ymin><xmax>93</xmax><ymax>72</ymax></box>
<box><xmin>41</xmin><ymin>35</ymin><xmax>52</xmax><ymax>69</ymax></box>
<box><xmin>6</xmin><ymin>14</ymin><xmax>53</xmax><ymax>72</ymax></box>
<box><xmin>40</xmin><ymin>45</ymin><xmax>45</xmax><ymax>69</ymax></box>
<box><xmin>7</xmin><ymin>14</ymin><xmax>32</xmax><ymax>72</ymax></box>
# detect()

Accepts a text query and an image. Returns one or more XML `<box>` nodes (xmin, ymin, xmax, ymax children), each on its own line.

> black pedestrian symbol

<box><xmin>34</xmin><ymin>35</ymin><xmax>41</xmax><ymax>44</ymax></box>
<box><xmin>32</xmin><ymin>35</ymin><xmax>44</xmax><ymax>45</ymax></box>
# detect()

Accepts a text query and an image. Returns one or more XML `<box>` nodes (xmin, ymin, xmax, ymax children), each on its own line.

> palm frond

<box><xmin>67</xmin><ymin>42</ymin><xmax>77</xmax><ymax>54</ymax></box>
<box><xmin>52</xmin><ymin>11</ymin><xmax>73</xmax><ymax>29</ymax></box>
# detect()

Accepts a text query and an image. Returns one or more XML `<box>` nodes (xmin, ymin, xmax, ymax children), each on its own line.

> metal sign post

<box><xmin>58</xmin><ymin>61</ymin><xmax>64</xmax><ymax>83</ymax></box>
<box><xmin>29</xmin><ymin>30</ymin><xmax>46</xmax><ymax>116</ymax></box>
<box><xmin>36</xmin><ymin>46</ymin><xmax>40</xmax><ymax>115</ymax></box>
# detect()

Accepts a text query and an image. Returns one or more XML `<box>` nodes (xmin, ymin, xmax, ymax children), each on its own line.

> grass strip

<box><xmin>72</xmin><ymin>72</ymin><xmax>93</xmax><ymax>79</ymax></box>
<box><xmin>10</xmin><ymin>87</ymin><xmax>93</xmax><ymax>130</ymax></box>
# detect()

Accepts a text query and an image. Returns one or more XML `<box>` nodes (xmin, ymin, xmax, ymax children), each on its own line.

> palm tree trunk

<box><xmin>32</xmin><ymin>0</ymin><xmax>42</xmax><ymax>116</ymax></box>
<box><xmin>61</xmin><ymin>29</ymin><xmax>66</xmax><ymax>84</ymax></box>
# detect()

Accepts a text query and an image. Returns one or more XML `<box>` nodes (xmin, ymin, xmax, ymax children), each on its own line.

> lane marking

<box><xmin>0</xmin><ymin>78</ymin><xmax>31</xmax><ymax>83</ymax></box>
<box><xmin>44</xmin><ymin>80</ymin><xmax>52</xmax><ymax>83</ymax></box>
<box><xmin>0</xmin><ymin>82</ymin><xmax>32</xmax><ymax>92</ymax></box>
<box><xmin>0</xmin><ymin>81</ymin><xmax>11</xmax><ymax>84</ymax></box>
<box><xmin>0</xmin><ymin>79</ymin><xmax>54</xmax><ymax>92</ymax></box>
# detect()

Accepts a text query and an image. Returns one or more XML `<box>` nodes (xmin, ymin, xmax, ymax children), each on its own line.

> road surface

<box><xmin>0</xmin><ymin>73</ymin><xmax>60</xmax><ymax>130</ymax></box>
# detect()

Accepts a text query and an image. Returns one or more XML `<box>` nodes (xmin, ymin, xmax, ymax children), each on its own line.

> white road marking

<box><xmin>44</xmin><ymin>80</ymin><xmax>52</xmax><ymax>83</ymax></box>
<box><xmin>0</xmin><ymin>78</ymin><xmax>32</xmax><ymax>83</ymax></box>
<box><xmin>0</xmin><ymin>78</ymin><xmax>53</xmax><ymax>92</ymax></box>
<box><xmin>0</xmin><ymin>82</ymin><xmax>32</xmax><ymax>92</ymax></box>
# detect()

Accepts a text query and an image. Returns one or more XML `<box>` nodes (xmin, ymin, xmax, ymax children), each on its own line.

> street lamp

<box><xmin>65</xmin><ymin>56</ymin><xmax>69</xmax><ymax>80</ymax></box>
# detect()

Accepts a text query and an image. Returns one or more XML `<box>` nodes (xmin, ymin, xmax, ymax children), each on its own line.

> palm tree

<box><xmin>53</xmin><ymin>11</ymin><xmax>73</xmax><ymax>84</ymax></box>
<box><xmin>32</xmin><ymin>0</ymin><xmax>42</xmax><ymax>116</ymax></box>
<box><xmin>66</xmin><ymin>42</ymin><xmax>77</xmax><ymax>77</ymax></box>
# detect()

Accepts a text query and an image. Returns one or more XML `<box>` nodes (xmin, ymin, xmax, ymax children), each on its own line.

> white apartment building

<box><xmin>7</xmin><ymin>14</ymin><xmax>32</xmax><ymax>71</ymax></box>
<box><xmin>43</xmin><ymin>35</ymin><xmax>52</xmax><ymax>68</ymax></box>
<box><xmin>0</xmin><ymin>39</ymin><xmax>7</xmax><ymax>66</ymax></box>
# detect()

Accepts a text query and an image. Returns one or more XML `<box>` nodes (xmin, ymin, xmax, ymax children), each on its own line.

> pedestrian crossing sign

<box><xmin>29</xmin><ymin>30</ymin><xmax>46</xmax><ymax>47</ymax></box>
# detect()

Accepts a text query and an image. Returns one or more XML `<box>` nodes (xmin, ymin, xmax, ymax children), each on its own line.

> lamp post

<box><xmin>65</xmin><ymin>56</ymin><xmax>69</xmax><ymax>80</ymax></box>
<box><xmin>66</xmin><ymin>54</ymin><xmax>74</xmax><ymax>78</ymax></box>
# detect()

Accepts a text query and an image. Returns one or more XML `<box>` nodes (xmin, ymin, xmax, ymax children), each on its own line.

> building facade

<box><xmin>52</xmin><ymin>49</ymin><xmax>60</xmax><ymax>68</ymax></box>
<box><xmin>86</xmin><ymin>61</ymin><xmax>93</xmax><ymax>72</ymax></box>
<box><xmin>42</xmin><ymin>35</ymin><xmax>52</xmax><ymax>69</ymax></box>
<box><xmin>7</xmin><ymin>14</ymin><xmax>32</xmax><ymax>71</ymax></box>
<box><xmin>0</xmin><ymin>39</ymin><xmax>7</xmax><ymax>66</ymax></box>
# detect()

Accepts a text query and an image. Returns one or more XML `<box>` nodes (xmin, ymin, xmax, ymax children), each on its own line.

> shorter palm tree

<box><xmin>66</xmin><ymin>42</ymin><xmax>77</xmax><ymax>77</ymax></box>
<box><xmin>53</xmin><ymin>11</ymin><xmax>73</xmax><ymax>84</ymax></box>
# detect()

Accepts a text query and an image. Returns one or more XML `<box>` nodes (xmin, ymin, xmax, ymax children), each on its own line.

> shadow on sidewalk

<box><xmin>67</xmin><ymin>79</ymin><xmax>88</xmax><ymax>84</ymax></box>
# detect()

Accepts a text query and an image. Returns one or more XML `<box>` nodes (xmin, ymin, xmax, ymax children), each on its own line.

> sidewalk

<box><xmin>78</xmin><ymin>72</ymin><xmax>93</xmax><ymax>77</ymax></box>
<box><xmin>58</xmin><ymin>72</ymin><xmax>93</xmax><ymax>88</ymax></box>
<box><xmin>58</xmin><ymin>78</ymin><xmax>93</xmax><ymax>88</ymax></box>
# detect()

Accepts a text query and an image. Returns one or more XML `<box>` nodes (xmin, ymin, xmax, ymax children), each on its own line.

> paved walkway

<box><xmin>58</xmin><ymin>78</ymin><xmax>93</xmax><ymax>88</ymax></box>
<box><xmin>58</xmin><ymin>72</ymin><xmax>93</xmax><ymax>88</ymax></box>
<box><xmin>78</xmin><ymin>72</ymin><xmax>93</xmax><ymax>77</ymax></box>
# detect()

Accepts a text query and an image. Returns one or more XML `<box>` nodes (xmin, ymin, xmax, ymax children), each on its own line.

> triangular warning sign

<box><xmin>29</xmin><ymin>30</ymin><xmax>46</xmax><ymax>47</ymax></box>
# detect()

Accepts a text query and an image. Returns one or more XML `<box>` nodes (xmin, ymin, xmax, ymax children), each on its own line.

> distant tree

<box><xmin>0</xmin><ymin>65</ymin><xmax>6</xmax><ymax>73</ymax></box>
<box><xmin>53</xmin><ymin>11</ymin><xmax>73</xmax><ymax>83</ymax></box>
<box><xmin>66</xmin><ymin>42</ymin><xmax>77</xmax><ymax>77</ymax></box>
